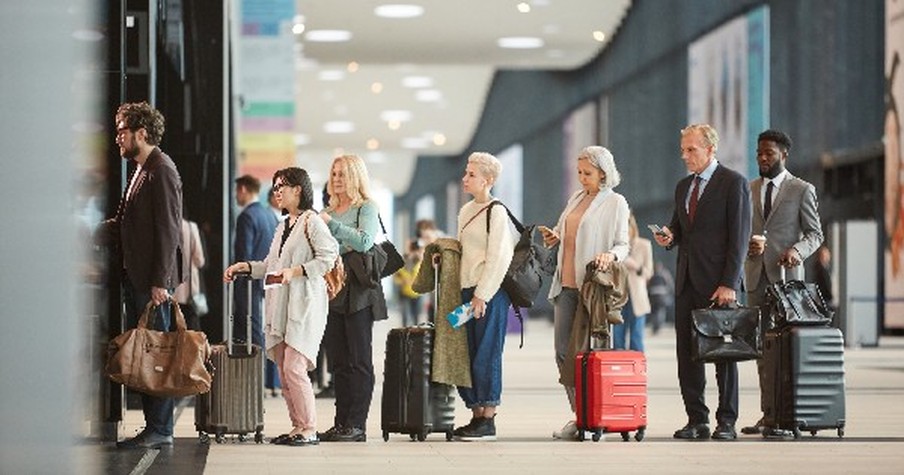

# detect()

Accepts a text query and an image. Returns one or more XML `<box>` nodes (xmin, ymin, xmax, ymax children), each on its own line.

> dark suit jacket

<box><xmin>101</xmin><ymin>148</ymin><xmax>184</xmax><ymax>291</ymax></box>
<box><xmin>668</xmin><ymin>164</ymin><xmax>751</xmax><ymax>297</ymax></box>
<box><xmin>235</xmin><ymin>201</ymin><xmax>278</xmax><ymax>262</ymax></box>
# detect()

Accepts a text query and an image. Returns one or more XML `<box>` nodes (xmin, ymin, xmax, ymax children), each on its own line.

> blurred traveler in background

<box><xmin>614</xmin><ymin>213</ymin><xmax>653</xmax><ymax>352</ymax></box>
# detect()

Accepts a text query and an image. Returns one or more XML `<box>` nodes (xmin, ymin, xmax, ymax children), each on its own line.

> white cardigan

<box><xmin>547</xmin><ymin>189</ymin><xmax>630</xmax><ymax>300</ymax></box>
<box><xmin>249</xmin><ymin>211</ymin><xmax>338</xmax><ymax>369</ymax></box>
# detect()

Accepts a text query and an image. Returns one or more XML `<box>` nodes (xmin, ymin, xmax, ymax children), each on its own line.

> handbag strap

<box><xmin>302</xmin><ymin>211</ymin><xmax>317</xmax><ymax>258</ymax></box>
<box><xmin>460</xmin><ymin>201</ymin><xmax>496</xmax><ymax>233</ymax></box>
<box><xmin>484</xmin><ymin>200</ymin><xmax>525</xmax><ymax>234</ymax></box>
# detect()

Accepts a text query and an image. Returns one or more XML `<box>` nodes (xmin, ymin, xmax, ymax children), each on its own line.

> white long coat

<box><xmin>249</xmin><ymin>211</ymin><xmax>338</xmax><ymax>370</ymax></box>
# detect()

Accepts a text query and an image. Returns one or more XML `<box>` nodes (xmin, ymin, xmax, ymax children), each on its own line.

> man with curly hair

<box><xmin>99</xmin><ymin>101</ymin><xmax>184</xmax><ymax>449</ymax></box>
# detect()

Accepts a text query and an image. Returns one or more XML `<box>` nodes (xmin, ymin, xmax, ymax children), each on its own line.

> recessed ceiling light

<box><xmin>305</xmin><ymin>29</ymin><xmax>352</xmax><ymax>42</ymax></box>
<box><xmin>415</xmin><ymin>89</ymin><xmax>442</xmax><ymax>102</ymax></box>
<box><xmin>593</xmin><ymin>30</ymin><xmax>606</xmax><ymax>42</ymax></box>
<box><xmin>388</xmin><ymin>120</ymin><xmax>401</xmax><ymax>131</ymax></box>
<box><xmin>318</xmin><ymin>70</ymin><xmax>345</xmax><ymax>81</ymax></box>
<box><xmin>402</xmin><ymin>76</ymin><xmax>433</xmax><ymax>88</ymax></box>
<box><xmin>371</xmin><ymin>82</ymin><xmax>384</xmax><ymax>94</ymax></box>
<box><xmin>401</xmin><ymin>137</ymin><xmax>429</xmax><ymax>149</ymax></box>
<box><xmin>497</xmin><ymin>36</ymin><xmax>544</xmax><ymax>49</ymax></box>
<box><xmin>374</xmin><ymin>4</ymin><xmax>425</xmax><ymax>19</ymax></box>
<box><xmin>380</xmin><ymin>110</ymin><xmax>413</xmax><ymax>122</ymax></box>
<box><xmin>347</xmin><ymin>61</ymin><xmax>359</xmax><ymax>72</ymax></box>
<box><xmin>432</xmin><ymin>133</ymin><xmax>447</xmax><ymax>146</ymax></box>
<box><xmin>323</xmin><ymin>121</ymin><xmax>354</xmax><ymax>133</ymax></box>
<box><xmin>366</xmin><ymin>138</ymin><xmax>380</xmax><ymax>150</ymax></box>
<box><xmin>517</xmin><ymin>3</ymin><xmax>530</xmax><ymax>13</ymax></box>
<box><xmin>292</xmin><ymin>23</ymin><xmax>305</xmax><ymax>35</ymax></box>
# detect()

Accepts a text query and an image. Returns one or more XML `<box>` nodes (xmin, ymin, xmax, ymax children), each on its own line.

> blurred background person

<box><xmin>415</xmin><ymin>219</ymin><xmax>442</xmax><ymax>321</ymax></box>
<box><xmin>234</xmin><ymin>174</ymin><xmax>280</xmax><ymax>397</ymax></box>
<box><xmin>613</xmin><ymin>213</ymin><xmax>653</xmax><ymax>352</ymax></box>
<box><xmin>647</xmin><ymin>261</ymin><xmax>676</xmax><ymax>335</ymax></box>
<box><xmin>318</xmin><ymin>154</ymin><xmax>389</xmax><ymax>442</ymax></box>
<box><xmin>224</xmin><ymin>167</ymin><xmax>338</xmax><ymax>446</ymax></box>
<box><xmin>173</xmin><ymin>216</ymin><xmax>205</xmax><ymax>331</ymax></box>
<box><xmin>393</xmin><ymin>239</ymin><xmax>424</xmax><ymax>327</ymax></box>
<box><xmin>540</xmin><ymin>145</ymin><xmax>630</xmax><ymax>440</ymax></box>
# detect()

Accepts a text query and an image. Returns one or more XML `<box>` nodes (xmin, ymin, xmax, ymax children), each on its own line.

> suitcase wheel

<box><xmin>592</xmin><ymin>431</ymin><xmax>602</xmax><ymax>442</ymax></box>
<box><xmin>634</xmin><ymin>428</ymin><xmax>645</xmax><ymax>442</ymax></box>
<box><xmin>255</xmin><ymin>431</ymin><xmax>264</xmax><ymax>444</ymax></box>
<box><xmin>416</xmin><ymin>431</ymin><xmax>427</xmax><ymax>442</ymax></box>
<box><xmin>792</xmin><ymin>427</ymin><xmax>802</xmax><ymax>440</ymax></box>
<box><xmin>382</xmin><ymin>431</ymin><xmax>389</xmax><ymax>442</ymax></box>
<box><xmin>837</xmin><ymin>427</ymin><xmax>844</xmax><ymax>438</ymax></box>
<box><xmin>215</xmin><ymin>431</ymin><xmax>226</xmax><ymax>444</ymax></box>
<box><xmin>577</xmin><ymin>430</ymin><xmax>586</xmax><ymax>442</ymax></box>
<box><xmin>445</xmin><ymin>430</ymin><xmax>453</xmax><ymax>442</ymax></box>
<box><xmin>238</xmin><ymin>433</ymin><xmax>248</xmax><ymax>443</ymax></box>
<box><xmin>409</xmin><ymin>433</ymin><xmax>416</xmax><ymax>441</ymax></box>
<box><xmin>199</xmin><ymin>432</ymin><xmax>210</xmax><ymax>445</ymax></box>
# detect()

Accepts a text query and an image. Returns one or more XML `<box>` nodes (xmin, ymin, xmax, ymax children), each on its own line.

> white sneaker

<box><xmin>552</xmin><ymin>420</ymin><xmax>578</xmax><ymax>440</ymax></box>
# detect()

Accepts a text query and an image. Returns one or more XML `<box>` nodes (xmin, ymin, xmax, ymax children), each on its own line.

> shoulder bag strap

<box><xmin>460</xmin><ymin>201</ymin><xmax>496</xmax><ymax>234</ymax></box>
<box><xmin>484</xmin><ymin>200</ymin><xmax>525</xmax><ymax>234</ymax></box>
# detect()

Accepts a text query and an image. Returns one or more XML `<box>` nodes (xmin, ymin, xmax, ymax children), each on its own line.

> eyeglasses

<box><xmin>273</xmin><ymin>182</ymin><xmax>296</xmax><ymax>192</ymax></box>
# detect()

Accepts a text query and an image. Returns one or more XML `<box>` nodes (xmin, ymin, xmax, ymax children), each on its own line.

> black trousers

<box><xmin>325</xmin><ymin>305</ymin><xmax>375</xmax><ymax>429</ymax></box>
<box><xmin>675</xmin><ymin>285</ymin><xmax>739</xmax><ymax>425</ymax></box>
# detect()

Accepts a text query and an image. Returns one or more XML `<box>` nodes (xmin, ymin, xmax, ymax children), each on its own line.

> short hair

<box><xmin>758</xmin><ymin>129</ymin><xmax>793</xmax><ymax>153</ymax></box>
<box><xmin>116</xmin><ymin>102</ymin><xmax>165</xmax><ymax>145</ymax></box>
<box><xmin>681</xmin><ymin>123</ymin><xmax>719</xmax><ymax>152</ymax></box>
<box><xmin>467</xmin><ymin>152</ymin><xmax>502</xmax><ymax>183</ymax></box>
<box><xmin>327</xmin><ymin>154</ymin><xmax>373</xmax><ymax>209</ymax></box>
<box><xmin>235</xmin><ymin>174</ymin><xmax>261</xmax><ymax>194</ymax></box>
<box><xmin>272</xmin><ymin>167</ymin><xmax>314</xmax><ymax>211</ymax></box>
<box><xmin>415</xmin><ymin>219</ymin><xmax>436</xmax><ymax>236</ymax></box>
<box><xmin>578</xmin><ymin>146</ymin><xmax>621</xmax><ymax>190</ymax></box>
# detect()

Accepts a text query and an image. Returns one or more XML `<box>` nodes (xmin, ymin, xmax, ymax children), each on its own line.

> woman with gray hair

<box><xmin>538</xmin><ymin>145</ymin><xmax>630</xmax><ymax>440</ymax></box>
<box><xmin>451</xmin><ymin>151</ymin><xmax>515</xmax><ymax>441</ymax></box>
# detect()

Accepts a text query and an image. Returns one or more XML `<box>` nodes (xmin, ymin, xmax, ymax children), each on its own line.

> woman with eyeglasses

<box><xmin>224</xmin><ymin>167</ymin><xmax>338</xmax><ymax>447</ymax></box>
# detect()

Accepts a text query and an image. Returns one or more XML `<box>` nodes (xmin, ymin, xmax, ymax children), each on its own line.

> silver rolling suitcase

<box><xmin>195</xmin><ymin>275</ymin><xmax>265</xmax><ymax>444</ymax></box>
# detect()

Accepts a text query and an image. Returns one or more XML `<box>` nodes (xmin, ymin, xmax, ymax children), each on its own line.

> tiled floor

<box><xmin>96</xmin><ymin>316</ymin><xmax>904</xmax><ymax>474</ymax></box>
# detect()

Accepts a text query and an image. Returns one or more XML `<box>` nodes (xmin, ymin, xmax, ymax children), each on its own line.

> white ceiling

<box><xmin>292</xmin><ymin>0</ymin><xmax>632</xmax><ymax>192</ymax></box>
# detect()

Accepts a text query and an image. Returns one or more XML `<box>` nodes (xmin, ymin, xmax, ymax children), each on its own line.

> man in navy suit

<box><xmin>100</xmin><ymin>102</ymin><xmax>184</xmax><ymax>449</ymax></box>
<box><xmin>655</xmin><ymin>124</ymin><xmax>752</xmax><ymax>441</ymax></box>
<box><xmin>234</xmin><ymin>175</ymin><xmax>278</xmax><ymax>347</ymax></box>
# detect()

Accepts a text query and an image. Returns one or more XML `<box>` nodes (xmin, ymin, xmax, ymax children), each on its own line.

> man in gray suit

<box><xmin>741</xmin><ymin>129</ymin><xmax>823</xmax><ymax>434</ymax></box>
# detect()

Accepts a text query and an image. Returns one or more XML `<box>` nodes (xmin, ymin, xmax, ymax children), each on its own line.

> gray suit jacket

<box><xmin>745</xmin><ymin>173</ymin><xmax>823</xmax><ymax>286</ymax></box>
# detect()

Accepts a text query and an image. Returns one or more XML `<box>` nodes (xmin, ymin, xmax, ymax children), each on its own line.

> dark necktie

<box><xmin>688</xmin><ymin>175</ymin><xmax>702</xmax><ymax>223</ymax></box>
<box><xmin>764</xmin><ymin>181</ymin><xmax>774</xmax><ymax>220</ymax></box>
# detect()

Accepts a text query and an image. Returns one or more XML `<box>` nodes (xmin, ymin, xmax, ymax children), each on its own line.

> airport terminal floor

<box><xmin>86</xmin><ymin>311</ymin><xmax>904</xmax><ymax>474</ymax></box>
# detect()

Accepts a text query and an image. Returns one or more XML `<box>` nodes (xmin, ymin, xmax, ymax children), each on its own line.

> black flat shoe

<box><xmin>673</xmin><ymin>423</ymin><xmax>710</xmax><ymax>440</ymax></box>
<box><xmin>712</xmin><ymin>423</ymin><xmax>737</xmax><ymax>440</ymax></box>
<box><xmin>289</xmin><ymin>434</ymin><xmax>320</xmax><ymax>446</ymax></box>
<box><xmin>270</xmin><ymin>433</ymin><xmax>291</xmax><ymax>445</ymax></box>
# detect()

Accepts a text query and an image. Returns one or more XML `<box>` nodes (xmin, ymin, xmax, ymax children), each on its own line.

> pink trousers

<box><xmin>272</xmin><ymin>342</ymin><xmax>316</xmax><ymax>431</ymax></box>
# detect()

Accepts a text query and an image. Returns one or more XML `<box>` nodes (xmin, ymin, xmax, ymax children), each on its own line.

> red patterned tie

<box><xmin>688</xmin><ymin>175</ymin><xmax>702</xmax><ymax>223</ymax></box>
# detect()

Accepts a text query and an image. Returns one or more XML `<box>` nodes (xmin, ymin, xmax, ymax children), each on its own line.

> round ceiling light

<box><xmin>497</xmin><ymin>36</ymin><xmax>544</xmax><ymax>49</ymax></box>
<box><xmin>374</xmin><ymin>4</ymin><xmax>425</xmax><ymax>19</ymax></box>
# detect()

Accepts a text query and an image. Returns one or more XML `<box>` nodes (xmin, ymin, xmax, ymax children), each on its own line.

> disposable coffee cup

<box><xmin>751</xmin><ymin>234</ymin><xmax>766</xmax><ymax>245</ymax></box>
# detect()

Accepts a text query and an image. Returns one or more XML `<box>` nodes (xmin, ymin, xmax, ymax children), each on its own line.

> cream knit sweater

<box><xmin>457</xmin><ymin>200</ymin><xmax>515</xmax><ymax>302</ymax></box>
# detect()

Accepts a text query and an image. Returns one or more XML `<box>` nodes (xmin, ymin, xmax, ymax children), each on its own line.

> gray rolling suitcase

<box><xmin>195</xmin><ymin>275</ymin><xmax>265</xmax><ymax>444</ymax></box>
<box><xmin>762</xmin><ymin>326</ymin><xmax>846</xmax><ymax>439</ymax></box>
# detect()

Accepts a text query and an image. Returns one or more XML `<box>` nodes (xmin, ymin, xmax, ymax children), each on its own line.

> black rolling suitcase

<box><xmin>762</xmin><ymin>326</ymin><xmax>846</xmax><ymax>439</ymax></box>
<box><xmin>195</xmin><ymin>275</ymin><xmax>265</xmax><ymax>444</ymax></box>
<box><xmin>381</xmin><ymin>326</ymin><xmax>455</xmax><ymax>442</ymax></box>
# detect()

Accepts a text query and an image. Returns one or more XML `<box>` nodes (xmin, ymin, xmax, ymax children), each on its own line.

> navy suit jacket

<box><xmin>668</xmin><ymin>164</ymin><xmax>751</xmax><ymax>297</ymax></box>
<box><xmin>235</xmin><ymin>201</ymin><xmax>278</xmax><ymax>262</ymax></box>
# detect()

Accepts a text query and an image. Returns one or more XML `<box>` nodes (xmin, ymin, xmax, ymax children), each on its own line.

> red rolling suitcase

<box><xmin>574</xmin><ymin>327</ymin><xmax>647</xmax><ymax>442</ymax></box>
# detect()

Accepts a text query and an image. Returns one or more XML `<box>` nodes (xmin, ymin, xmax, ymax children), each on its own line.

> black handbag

<box><xmin>765</xmin><ymin>268</ymin><xmax>833</xmax><ymax>329</ymax></box>
<box><xmin>691</xmin><ymin>304</ymin><xmax>761</xmax><ymax>363</ymax></box>
<box><xmin>377</xmin><ymin>214</ymin><xmax>404</xmax><ymax>278</ymax></box>
<box><xmin>484</xmin><ymin>201</ymin><xmax>553</xmax><ymax>308</ymax></box>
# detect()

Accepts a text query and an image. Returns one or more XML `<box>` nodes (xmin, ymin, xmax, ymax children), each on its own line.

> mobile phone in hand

<box><xmin>265</xmin><ymin>273</ymin><xmax>283</xmax><ymax>286</ymax></box>
<box><xmin>647</xmin><ymin>224</ymin><xmax>666</xmax><ymax>236</ymax></box>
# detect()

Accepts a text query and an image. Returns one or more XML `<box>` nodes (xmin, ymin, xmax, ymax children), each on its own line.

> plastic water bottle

<box><xmin>446</xmin><ymin>302</ymin><xmax>473</xmax><ymax>329</ymax></box>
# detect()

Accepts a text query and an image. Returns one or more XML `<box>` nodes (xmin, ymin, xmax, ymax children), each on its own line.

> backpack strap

<box><xmin>485</xmin><ymin>200</ymin><xmax>525</xmax><ymax>234</ymax></box>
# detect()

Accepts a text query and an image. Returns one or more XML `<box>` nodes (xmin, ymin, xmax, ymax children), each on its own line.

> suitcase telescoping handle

<box><xmin>226</xmin><ymin>270</ymin><xmax>253</xmax><ymax>357</ymax></box>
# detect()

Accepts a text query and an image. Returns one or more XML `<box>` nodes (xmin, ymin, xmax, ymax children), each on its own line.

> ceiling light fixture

<box><xmin>374</xmin><ymin>4</ymin><xmax>425</xmax><ymax>19</ymax></box>
<box><xmin>593</xmin><ymin>30</ymin><xmax>606</xmax><ymax>42</ymax></box>
<box><xmin>380</xmin><ymin>110</ymin><xmax>413</xmax><ymax>122</ymax></box>
<box><xmin>371</xmin><ymin>82</ymin><xmax>384</xmax><ymax>94</ymax></box>
<box><xmin>402</xmin><ymin>76</ymin><xmax>433</xmax><ymax>88</ymax></box>
<box><xmin>292</xmin><ymin>23</ymin><xmax>305</xmax><ymax>35</ymax></box>
<box><xmin>401</xmin><ymin>137</ymin><xmax>429</xmax><ymax>149</ymax></box>
<box><xmin>305</xmin><ymin>29</ymin><xmax>352</xmax><ymax>42</ymax></box>
<box><xmin>517</xmin><ymin>3</ymin><xmax>531</xmax><ymax>13</ymax></box>
<box><xmin>415</xmin><ymin>89</ymin><xmax>442</xmax><ymax>102</ymax></box>
<box><xmin>387</xmin><ymin>120</ymin><xmax>401</xmax><ymax>131</ymax></box>
<box><xmin>318</xmin><ymin>70</ymin><xmax>345</xmax><ymax>81</ymax></box>
<box><xmin>366</xmin><ymin>138</ymin><xmax>380</xmax><ymax>150</ymax></box>
<box><xmin>323</xmin><ymin>121</ymin><xmax>355</xmax><ymax>134</ymax></box>
<box><xmin>347</xmin><ymin>61</ymin><xmax>359</xmax><ymax>72</ymax></box>
<box><xmin>432</xmin><ymin>133</ymin><xmax>447</xmax><ymax>146</ymax></box>
<box><xmin>497</xmin><ymin>36</ymin><xmax>544</xmax><ymax>49</ymax></box>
